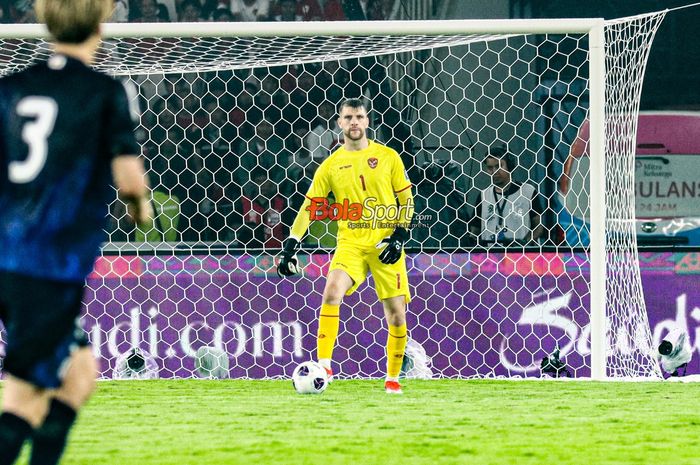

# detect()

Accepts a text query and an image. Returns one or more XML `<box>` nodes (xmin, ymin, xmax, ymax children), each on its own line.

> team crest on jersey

<box><xmin>367</xmin><ymin>157</ymin><xmax>379</xmax><ymax>169</ymax></box>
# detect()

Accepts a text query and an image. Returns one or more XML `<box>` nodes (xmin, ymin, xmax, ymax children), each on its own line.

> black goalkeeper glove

<box><xmin>277</xmin><ymin>238</ymin><xmax>301</xmax><ymax>277</ymax></box>
<box><xmin>376</xmin><ymin>227</ymin><xmax>409</xmax><ymax>265</ymax></box>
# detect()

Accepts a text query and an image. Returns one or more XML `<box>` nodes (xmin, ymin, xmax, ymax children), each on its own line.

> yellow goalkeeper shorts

<box><xmin>328</xmin><ymin>241</ymin><xmax>411</xmax><ymax>303</ymax></box>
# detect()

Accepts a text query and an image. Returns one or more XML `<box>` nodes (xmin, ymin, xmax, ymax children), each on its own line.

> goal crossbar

<box><xmin>0</xmin><ymin>18</ymin><xmax>605</xmax><ymax>40</ymax></box>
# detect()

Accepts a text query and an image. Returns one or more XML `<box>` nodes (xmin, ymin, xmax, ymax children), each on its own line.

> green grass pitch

<box><xmin>9</xmin><ymin>379</ymin><xmax>700</xmax><ymax>465</ymax></box>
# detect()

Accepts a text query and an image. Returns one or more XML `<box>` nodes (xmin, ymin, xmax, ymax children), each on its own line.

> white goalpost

<box><xmin>0</xmin><ymin>12</ymin><xmax>667</xmax><ymax>380</ymax></box>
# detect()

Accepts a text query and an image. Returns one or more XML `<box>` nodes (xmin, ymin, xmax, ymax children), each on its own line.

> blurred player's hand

<box><xmin>277</xmin><ymin>238</ymin><xmax>300</xmax><ymax>277</ymax></box>
<box><xmin>127</xmin><ymin>195</ymin><xmax>154</xmax><ymax>226</ymax></box>
<box><xmin>376</xmin><ymin>227</ymin><xmax>409</xmax><ymax>265</ymax></box>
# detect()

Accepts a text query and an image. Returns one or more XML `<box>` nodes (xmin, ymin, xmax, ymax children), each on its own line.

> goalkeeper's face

<box><xmin>338</xmin><ymin>106</ymin><xmax>369</xmax><ymax>142</ymax></box>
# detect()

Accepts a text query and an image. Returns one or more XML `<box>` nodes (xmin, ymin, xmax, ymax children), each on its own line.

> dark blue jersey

<box><xmin>0</xmin><ymin>54</ymin><xmax>140</xmax><ymax>282</ymax></box>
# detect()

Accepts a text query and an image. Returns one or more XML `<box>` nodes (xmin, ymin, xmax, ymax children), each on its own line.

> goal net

<box><xmin>0</xmin><ymin>13</ymin><xmax>666</xmax><ymax>380</ymax></box>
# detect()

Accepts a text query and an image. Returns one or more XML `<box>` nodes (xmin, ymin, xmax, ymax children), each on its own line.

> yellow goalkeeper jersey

<box><xmin>291</xmin><ymin>140</ymin><xmax>413</xmax><ymax>247</ymax></box>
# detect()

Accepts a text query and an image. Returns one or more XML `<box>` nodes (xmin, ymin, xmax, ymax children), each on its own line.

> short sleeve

<box><xmin>106</xmin><ymin>79</ymin><xmax>140</xmax><ymax>158</ymax></box>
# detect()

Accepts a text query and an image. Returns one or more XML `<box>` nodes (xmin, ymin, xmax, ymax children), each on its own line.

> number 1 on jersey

<box><xmin>359</xmin><ymin>174</ymin><xmax>366</xmax><ymax>191</ymax></box>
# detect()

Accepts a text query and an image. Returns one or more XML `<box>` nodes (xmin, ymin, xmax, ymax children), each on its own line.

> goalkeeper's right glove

<box><xmin>376</xmin><ymin>226</ymin><xmax>408</xmax><ymax>265</ymax></box>
<box><xmin>277</xmin><ymin>238</ymin><xmax>301</xmax><ymax>277</ymax></box>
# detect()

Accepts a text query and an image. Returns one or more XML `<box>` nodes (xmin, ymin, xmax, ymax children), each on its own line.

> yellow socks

<box><xmin>317</xmin><ymin>305</ymin><xmax>407</xmax><ymax>380</ymax></box>
<box><xmin>386</xmin><ymin>323</ymin><xmax>407</xmax><ymax>380</ymax></box>
<box><xmin>317</xmin><ymin>303</ymin><xmax>340</xmax><ymax>361</ymax></box>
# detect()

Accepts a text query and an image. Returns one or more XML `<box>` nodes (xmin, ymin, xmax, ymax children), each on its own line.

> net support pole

<box><xmin>588</xmin><ymin>21</ymin><xmax>607</xmax><ymax>381</ymax></box>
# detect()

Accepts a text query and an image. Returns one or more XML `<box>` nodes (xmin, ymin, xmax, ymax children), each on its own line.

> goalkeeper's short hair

<box><xmin>338</xmin><ymin>98</ymin><xmax>369</xmax><ymax>114</ymax></box>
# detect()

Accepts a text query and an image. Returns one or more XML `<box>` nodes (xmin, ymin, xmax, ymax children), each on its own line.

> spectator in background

<box><xmin>271</xmin><ymin>0</ymin><xmax>301</xmax><ymax>21</ymax></box>
<box><xmin>412</xmin><ymin>160</ymin><xmax>471</xmax><ymax>249</ymax></box>
<box><xmin>321</xmin><ymin>0</ymin><xmax>345</xmax><ymax>20</ymax></box>
<box><xmin>288</xmin><ymin>69</ymin><xmax>326</xmax><ymax>126</ymax></box>
<box><xmin>469</xmin><ymin>146</ymin><xmax>545</xmax><ymax>246</ymax></box>
<box><xmin>366</xmin><ymin>0</ymin><xmax>396</xmax><ymax>20</ymax></box>
<box><xmin>339</xmin><ymin>0</ymin><xmax>368</xmax><ymax>20</ymax></box>
<box><xmin>287</xmin><ymin>157</ymin><xmax>315</xmax><ymax>211</ymax></box>
<box><xmin>319</xmin><ymin>60</ymin><xmax>353</xmax><ymax>103</ymax></box>
<box><xmin>111</xmin><ymin>0</ymin><xmax>130</xmax><ymax>21</ymax></box>
<box><xmin>241</xmin><ymin>75</ymin><xmax>264</xmax><ymax>120</ymax></box>
<box><xmin>10</xmin><ymin>0</ymin><xmax>36</xmax><ymax>22</ymax></box>
<box><xmin>234</xmin><ymin>116</ymin><xmax>291</xmax><ymax>187</ymax></box>
<box><xmin>134</xmin><ymin>190</ymin><xmax>181</xmax><ymax>243</ymax></box>
<box><xmin>238</xmin><ymin>169</ymin><xmax>288</xmax><ymax>250</ymax></box>
<box><xmin>200</xmin><ymin>105</ymin><xmax>243</xmax><ymax>243</ymax></box>
<box><xmin>230</xmin><ymin>0</ymin><xmax>269</xmax><ymax>21</ymax></box>
<box><xmin>305</xmin><ymin>100</ymin><xmax>339</xmax><ymax>163</ymax></box>
<box><xmin>177</xmin><ymin>0</ymin><xmax>217</xmax><ymax>19</ymax></box>
<box><xmin>296</xmin><ymin>0</ymin><xmax>322</xmax><ymax>20</ymax></box>
<box><xmin>229</xmin><ymin>78</ymin><xmax>260</xmax><ymax>140</ymax></box>
<box><xmin>131</xmin><ymin>0</ymin><xmax>168</xmax><ymax>21</ymax></box>
<box><xmin>147</xmin><ymin>127</ymin><xmax>192</xmax><ymax>203</ymax></box>
<box><xmin>256</xmin><ymin>73</ymin><xmax>291</xmax><ymax>134</ymax></box>
<box><xmin>178</xmin><ymin>0</ymin><xmax>203</xmax><ymax>20</ymax></box>
<box><xmin>189</xmin><ymin>148</ymin><xmax>239</xmax><ymax>243</ymax></box>
<box><xmin>286</xmin><ymin>122</ymin><xmax>315</xmax><ymax>196</ymax></box>
<box><xmin>211</xmin><ymin>4</ymin><xmax>234</xmax><ymax>20</ymax></box>
<box><xmin>158</xmin><ymin>0</ymin><xmax>178</xmax><ymax>20</ymax></box>
<box><xmin>0</xmin><ymin>1</ymin><xmax>8</xmax><ymax>23</ymax></box>
<box><xmin>270</xmin><ymin>0</ymin><xmax>321</xmax><ymax>21</ymax></box>
<box><xmin>204</xmin><ymin>106</ymin><xmax>239</xmax><ymax>156</ymax></box>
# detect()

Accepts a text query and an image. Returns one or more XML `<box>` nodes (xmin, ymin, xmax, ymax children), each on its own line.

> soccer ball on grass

<box><xmin>291</xmin><ymin>361</ymin><xmax>328</xmax><ymax>394</ymax></box>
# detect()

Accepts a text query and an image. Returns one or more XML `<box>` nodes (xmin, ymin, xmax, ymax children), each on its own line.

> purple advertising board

<box><xmin>2</xmin><ymin>252</ymin><xmax>699</xmax><ymax>379</ymax></box>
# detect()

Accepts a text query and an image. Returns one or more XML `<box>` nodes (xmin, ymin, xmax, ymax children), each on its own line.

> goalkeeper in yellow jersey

<box><xmin>277</xmin><ymin>98</ymin><xmax>414</xmax><ymax>394</ymax></box>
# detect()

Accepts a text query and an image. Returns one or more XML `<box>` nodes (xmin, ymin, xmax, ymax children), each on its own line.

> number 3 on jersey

<box><xmin>9</xmin><ymin>96</ymin><xmax>58</xmax><ymax>183</ymax></box>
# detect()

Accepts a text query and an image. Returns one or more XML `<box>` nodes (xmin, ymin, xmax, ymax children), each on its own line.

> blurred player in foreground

<box><xmin>0</xmin><ymin>0</ymin><xmax>151</xmax><ymax>463</ymax></box>
<box><xmin>277</xmin><ymin>98</ymin><xmax>414</xmax><ymax>394</ymax></box>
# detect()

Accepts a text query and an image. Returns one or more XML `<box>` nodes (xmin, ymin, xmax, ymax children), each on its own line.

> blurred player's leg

<box><xmin>30</xmin><ymin>347</ymin><xmax>97</xmax><ymax>465</ymax></box>
<box><xmin>0</xmin><ymin>376</ymin><xmax>50</xmax><ymax>465</ymax></box>
<box><xmin>382</xmin><ymin>296</ymin><xmax>407</xmax><ymax>394</ymax></box>
<box><xmin>317</xmin><ymin>269</ymin><xmax>355</xmax><ymax>379</ymax></box>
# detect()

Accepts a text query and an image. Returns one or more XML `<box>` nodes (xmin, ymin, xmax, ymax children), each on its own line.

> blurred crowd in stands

<box><xmin>110</xmin><ymin>56</ymin><xmax>426</xmax><ymax>250</ymax></box>
<box><xmin>0</xmin><ymin>0</ymin><xmax>399</xmax><ymax>23</ymax></box>
<box><xmin>0</xmin><ymin>0</ymin><xmax>547</xmax><ymax>251</ymax></box>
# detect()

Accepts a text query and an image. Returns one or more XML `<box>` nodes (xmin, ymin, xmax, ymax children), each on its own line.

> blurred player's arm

<box><xmin>278</xmin><ymin>162</ymin><xmax>331</xmax><ymax>277</ymax></box>
<box><xmin>112</xmin><ymin>155</ymin><xmax>152</xmax><ymax>225</ymax></box>
<box><xmin>108</xmin><ymin>79</ymin><xmax>152</xmax><ymax>226</ymax></box>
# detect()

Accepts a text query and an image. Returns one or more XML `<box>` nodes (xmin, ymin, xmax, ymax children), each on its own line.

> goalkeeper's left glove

<box><xmin>277</xmin><ymin>238</ymin><xmax>301</xmax><ymax>277</ymax></box>
<box><xmin>376</xmin><ymin>227</ymin><xmax>409</xmax><ymax>265</ymax></box>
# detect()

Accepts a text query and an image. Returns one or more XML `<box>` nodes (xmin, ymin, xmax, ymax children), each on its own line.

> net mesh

<box><xmin>0</xmin><ymin>15</ymin><xmax>665</xmax><ymax>380</ymax></box>
<box><xmin>603</xmin><ymin>12</ymin><xmax>666</xmax><ymax>378</ymax></box>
